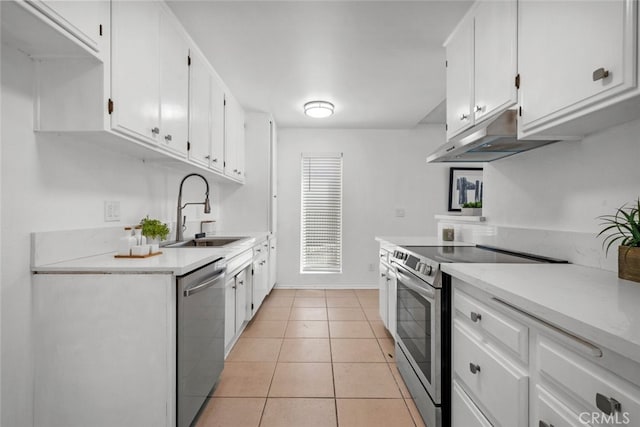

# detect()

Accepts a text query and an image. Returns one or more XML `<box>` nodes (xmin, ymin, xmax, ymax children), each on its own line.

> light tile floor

<box><xmin>196</xmin><ymin>288</ymin><xmax>426</xmax><ymax>427</ymax></box>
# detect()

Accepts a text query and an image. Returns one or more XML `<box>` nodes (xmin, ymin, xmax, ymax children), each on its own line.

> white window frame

<box><xmin>300</xmin><ymin>153</ymin><xmax>343</xmax><ymax>274</ymax></box>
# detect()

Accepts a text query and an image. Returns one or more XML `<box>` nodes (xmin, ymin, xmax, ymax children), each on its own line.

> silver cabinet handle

<box><xmin>164</xmin><ymin>134</ymin><xmax>172</xmax><ymax>141</ymax></box>
<box><xmin>233</xmin><ymin>169</ymin><xmax>238</xmax><ymax>173</ymax></box>
<box><xmin>470</xmin><ymin>312</ymin><xmax>482</xmax><ymax>322</ymax></box>
<box><xmin>596</xmin><ymin>393</ymin><xmax>621</xmax><ymax>415</ymax></box>
<box><xmin>238</xmin><ymin>280</ymin><xmax>244</xmax><ymax>286</ymax></box>
<box><xmin>232</xmin><ymin>285</ymin><xmax>236</xmax><ymax>289</ymax></box>
<box><xmin>474</xmin><ymin>105</ymin><xmax>483</xmax><ymax>113</ymax></box>
<box><xmin>469</xmin><ymin>363</ymin><xmax>481</xmax><ymax>374</ymax></box>
<box><xmin>151</xmin><ymin>127</ymin><xmax>160</xmax><ymax>135</ymax></box>
<box><xmin>205</xmin><ymin>155</ymin><xmax>211</xmax><ymax>159</ymax></box>
<box><xmin>593</xmin><ymin>67</ymin><xmax>610</xmax><ymax>81</ymax></box>
<box><xmin>381</xmin><ymin>273</ymin><xmax>386</xmax><ymax>277</ymax></box>
<box><xmin>539</xmin><ymin>422</ymin><xmax>554</xmax><ymax>427</ymax></box>
<box><xmin>460</xmin><ymin>113</ymin><xmax>469</xmax><ymax>121</ymax></box>
<box><xmin>212</xmin><ymin>158</ymin><xmax>218</xmax><ymax>163</ymax></box>
<box><xmin>256</xmin><ymin>248</ymin><xmax>261</xmax><ymax>252</ymax></box>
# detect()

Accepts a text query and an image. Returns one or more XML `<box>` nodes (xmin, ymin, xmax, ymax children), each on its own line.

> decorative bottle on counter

<box><xmin>118</xmin><ymin>227</ymin><xmax>135</xmax><ymax>256</ymax></box>
<box><xmin>134</xmin><ymin>225</ymin><xmax>145</xmax><ymax>246</ymax></box>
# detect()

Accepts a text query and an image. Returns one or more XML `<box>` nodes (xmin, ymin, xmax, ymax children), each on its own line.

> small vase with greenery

<box><xmin>461</xmin><ymin>201</ymin><xmax>482</xmax><ymax>216</ymax></box>
<box><xmin>140</xmin><ymin>217</ymin><xmax>170</xmax><ymax>247</ymax></box>
<box><xmin>597</xmin><ymin>199</ymin><xmax>640</xmax><ymax>283</ymax></box>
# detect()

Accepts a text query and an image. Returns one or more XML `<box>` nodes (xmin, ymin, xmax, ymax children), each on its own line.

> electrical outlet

<box><xmin>368</xmin><ymin>263</ymin><xmax>375</xmax><ymax>272</ymax></box>
<box><xmin>395</xmin><ymin>208</ymin><xmax>406</xmax><ymax>218</ymax></box>
<box><xmin>104</xmin><ymin>201</ymin><xmax>121</xmax><ymax>222</ymax></box>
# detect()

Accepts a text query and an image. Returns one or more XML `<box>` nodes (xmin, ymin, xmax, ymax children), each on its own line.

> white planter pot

<box><xmin>461</xmin><ymin>208</ymin><xmax>482</xmax><ymax>216</ymax></box>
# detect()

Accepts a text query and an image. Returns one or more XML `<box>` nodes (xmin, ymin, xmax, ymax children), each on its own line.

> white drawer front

<box><xmin>454</xmin><ymin>321</ymin><xmax>528</xmax><ymax>427</ymax></box>
<box><xmin>534</xmin><ymin>385</ymin><xmax>594</xmax><ymax>427</ymax></box>
<box><xmin>455</xmin><ymin>289</ymin><xmax>528</xmax><ymax>360</ymax></box>
<box><xmin>538</xmin><ymin>336</ymin><xmax>640</xmax><ymax>426</ymax></box>
<box><xmin>452</xmin><ymin>380</ymin><xmax>492</xmax><ymax>427</ymax></box>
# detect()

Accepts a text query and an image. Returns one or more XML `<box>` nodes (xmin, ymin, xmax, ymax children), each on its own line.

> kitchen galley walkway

<box><xmin>196</xmin><ymin>288</ymin><xmax>425</xmax><ymax>427</ymax></box>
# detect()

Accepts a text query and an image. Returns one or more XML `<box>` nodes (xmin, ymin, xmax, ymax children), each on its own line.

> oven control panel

<box><xmin>392</xmin><ymin>250</ymin><xmax>435</xmax><ymax>276</ymax></box>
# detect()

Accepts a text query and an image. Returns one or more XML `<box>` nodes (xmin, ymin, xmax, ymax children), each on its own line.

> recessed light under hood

<box><xmin>426</xmin><ymin>110</ymin><xmax>559</xmax><ymax>163</ymax></box>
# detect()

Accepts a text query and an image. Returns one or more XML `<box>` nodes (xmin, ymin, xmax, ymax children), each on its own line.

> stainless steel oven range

<box><xmin>391</xmin><ymin>245</ymin><xmax>567</xmax><ymax>427</ymax></box>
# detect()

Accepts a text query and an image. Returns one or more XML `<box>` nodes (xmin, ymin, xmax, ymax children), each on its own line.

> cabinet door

<box><xmin>188</xmin><ymin>50</ymin><xmax>212</xmax><ymax>168</ymax></box>
<box><xmin>224</xmin><ymin>94</ymin><xmax>245</xmax><ymax>180</ymax></box>
<box><xmin>452</xmin><ymin>381</ymin><xmax>492</xmax><ymax>427</ymax></box>
<box><xmin>533</xmin><ymin>385</ymin><xmax>592</xmax><ymax>427</ymax></box>
<box><xmin>224</xmin><ymin>278</ymin><xmax>236</xmax><ymax>351</ymax></box>
<box><xmin>518</xmin><ymin>0</ymin><xmax>637</xmax><ymax>135</ymax></box>
<box><xmin>474</xmin><ymin>0</ymin><xmax>517</xmax><ymax>123</ymax></box>
<box><xmin>269</xmin><ymin>238</ymin><xmax>277</xmax><ymax>292</ymax></box>
<box><xmin>378</xmin><ymin>265</ymin><xmax>389</xmax><ymax>328</ymax></box>
<box><xmin>387</xmin><ymin>267</ymin><xmax>397</xmax><ymax>339</ymax></box>
<box><xmin>235</xmin><ymin>271</ymin><xmax>247</xmax><ymax>334</ymax></box>
<box><xmin>252</xmin><ymin>256</ymin><xmax>268</xmax><ymax>311</ymax></box>
<box><xmin>159</xmin><ymin>8</ymin><xmax>189</xmax><ymax>157</ymax></box>
<box><xmin>28</xmin><ymin>0</ymin><xmax>108</xmax><ymax>54</ymax></box>
<box><xmin>111</xmin><ymin>0</ymin><xmax>160</xmax><ymax>144</ymax></box>
<box><xmin>210</xmin><ymin>77</ymin><xmax>225</xmax><ymax>172</ymax></box>
<box><xmin>446</xmin><ymin>17</ymin><xmax>474</xmax><ymax>139</ymax></box>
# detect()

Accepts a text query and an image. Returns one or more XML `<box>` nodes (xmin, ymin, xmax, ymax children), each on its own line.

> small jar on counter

<box><xmin>117</xmin><ymin>227</ymin><xmax>135</xmax><ymax>256</ymax></box>
<box><xmin>134</xmin><ymin>225</ymin><xmax>145</xmax><ymax>246</ymax></box>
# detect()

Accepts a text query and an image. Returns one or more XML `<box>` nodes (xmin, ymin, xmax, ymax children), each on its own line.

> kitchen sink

<box><xmin>162</xmin><ymin>237</ymin><xmax>249</xmax><ymax>248</ymax></box>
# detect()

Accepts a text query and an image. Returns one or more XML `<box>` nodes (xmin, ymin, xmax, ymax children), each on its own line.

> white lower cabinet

<box><xmin>452</xmin><ymin>277</ymin><xmax>640</xmax><ymax>427</ymax></box>
<box><xmin>252</xmin><ymin>240</ymin><xmax>270</xmax><ymax>314</ymax></box>
<box><xmin>452</xmin><ymin>380</ymin><xmax>492</xmax><ymax>427</ymax></box>
<box><xmin>224</xmin><ymin>266</ymin><xmax>251</xmax><ymax>353</ymax></box>
<box><xmin>378</xmin><ymin>245</ymin><xmax>396</xmax><ymax>336</ymax></box>
<box><xmin>33</xmin><ymin>273</ymin><xmax>175</xmax><ymax>427</ymax></box>
<box><xmin>453</xmin><ymin>320</ymin><xmax>528</xmax><ymax>427</ymax></box>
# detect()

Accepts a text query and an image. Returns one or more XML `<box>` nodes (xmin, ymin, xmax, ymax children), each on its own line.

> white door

<box><xmin>473</xmin><ymin>0</ymin><xmax>517</xmax><ymax>123</ymax></box>
<box><xmin>188</xmin><ymin>50</ymin><xmax>212</xmax><ymax>168</ymax></box>
<box><xmin>518</xmin><ymin>0</ymin><xmax>636</xmax><ymax>133</ymax></box>
<box><xmin>159</xmin><ymin>8</ymin><xmax>189</xmax><ymax>157</ymax></box>
<box><xmin>445</xmin><ymin>16</ymin><xmax>474</xmax><ymax>139</ymax></box>
<box><xmin>210</xmin><ymin>77</ymin><xmax>225</xmax><ymax>172</ymax></box>
<box><xmin>32</xmin><ymin>0</ymin><xmax>108</xmax><ymax>54</ymax></box>
<box><xmin>235</xmin><ymin>270</ymin><xmax>247</xmax><ymax>334</ymax></box>
<box><xmin>111</xmin><ymin>0</ymin><xmax>160</xmax><ymax>144</ymax></box>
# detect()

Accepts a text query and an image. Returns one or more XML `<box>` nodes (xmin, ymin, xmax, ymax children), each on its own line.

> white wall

<box><xmin>276</xmin><ymin>126</ymin><xmax>450</xmax><ymax>288</ymax></box>
<box><xmin>1</xmin><ymin>46</ymin><xmax>218</xmax><ymax>426</ymax></box>
<box><xmin>484</xmin><ymin>117</ymin><xmax>640</xmax><ymax>232</ymax></box>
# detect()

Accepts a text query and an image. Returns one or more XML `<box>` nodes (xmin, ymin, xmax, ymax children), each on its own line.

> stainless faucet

<box><xmin>176</xmin><ymin>173</ymin><xmax>211</xmax><ymax>242</ymax></box>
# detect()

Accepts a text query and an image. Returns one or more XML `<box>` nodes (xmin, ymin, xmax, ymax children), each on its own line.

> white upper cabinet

<box><xmin>158</xmin><ymin>8</ymin><xmax>189</xmax><ymax>157</ymax></box>
<box><xmin>27</xmin><ymin>0</ymin><xmax>108</xmax><ymax>55</ymax></box>
<box><xmin>188</xmin><ymin>50</ymin><xmax>225</xmax><ymax>172</ymax></box>
<box><xmin>445</xmin><ymin>16</ymin><xmax>474</xmax><ymax>139</ymax></box>
<box><xmin>473</xmin><ymin>0</ymin><xmax>517</xmax><ymax>123</ymax></box>
<box><xmin>445</xmin><ymin>0</ymin><xmax>517</xmax><ymax>140</ymax></box>
<box><xmin>224</xmin><ymin>93</ymin><xmax>246</xmax><ymax>182</ymax></box>
<box><xmin>111</xmin><ymin>0</ymin><xmax>161</xmax><ymax>144</ymax></box>
<box><xmin>518</xmin><ymin>0</ymin><xmax>639</xmax><ymax>138</ymax></box>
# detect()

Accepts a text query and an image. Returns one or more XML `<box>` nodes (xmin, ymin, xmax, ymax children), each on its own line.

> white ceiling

<box><xmin>167</xmin><ymin>0</ymin><xmax>471</xmax><ymax>128</ymax></box>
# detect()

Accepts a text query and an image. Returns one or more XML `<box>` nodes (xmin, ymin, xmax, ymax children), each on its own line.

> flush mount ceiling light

<box><xmin>304</xmin><ymin>101</ymin><xmax>334</xmax><ymax>118</ymax></box>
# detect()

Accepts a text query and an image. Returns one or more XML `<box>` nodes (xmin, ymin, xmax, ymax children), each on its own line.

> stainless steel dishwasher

<box><xmin>177</xmin><ymin>258</ymin><xmax>226</xmax><ymax>427</ymax></box>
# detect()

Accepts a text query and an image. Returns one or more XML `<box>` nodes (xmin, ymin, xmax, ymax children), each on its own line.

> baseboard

<box><xmin>274</xmin><ymin>283</ymin><xmax>376</xmax><ymax>290</ymax></box>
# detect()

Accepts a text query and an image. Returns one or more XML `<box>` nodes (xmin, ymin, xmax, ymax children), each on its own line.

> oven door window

<box><xmin>397</xmin><ymin>281</ymin><xmax>433</xmax><ymax>384</ymax></box>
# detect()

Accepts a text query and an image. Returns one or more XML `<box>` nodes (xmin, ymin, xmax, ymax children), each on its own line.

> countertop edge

<box><xmin>441</xmin><ymin>263</ymin><xmax>640</xmax><ymax>366</ymax></box>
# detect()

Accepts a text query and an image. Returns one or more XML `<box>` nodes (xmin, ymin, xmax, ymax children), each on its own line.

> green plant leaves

<box><xmin>597</xmin><ymin>199</ymin><xmax>640</xmax><ymax>256</ymax></box>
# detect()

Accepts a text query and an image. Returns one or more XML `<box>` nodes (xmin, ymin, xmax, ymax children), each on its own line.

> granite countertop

<box><xmin>442</xmin><ymin>263</ymin><xmax>640</xmax><ymax>364</ymax></box>
<box><xmin>375</xmin><ymin>236</ymin><xmax>475</xmax><ymax>247</ymax></box>
<box><xmin>32</xmin><ymin>232</ymin><xmax>270</xmax><ymax>276</ymax></box>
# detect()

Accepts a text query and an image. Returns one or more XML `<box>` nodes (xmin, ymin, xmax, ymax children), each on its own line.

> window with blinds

<box><xmin>300</xmin><ymin>153</ymin><xmax>343</xmax><ymax>273</ymax></box>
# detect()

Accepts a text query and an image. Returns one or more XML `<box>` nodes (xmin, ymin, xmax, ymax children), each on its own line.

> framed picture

<box><xmin>448</xmin><ymin>167</ymin><xmax>483</xmax><ymax>212</ymax></box>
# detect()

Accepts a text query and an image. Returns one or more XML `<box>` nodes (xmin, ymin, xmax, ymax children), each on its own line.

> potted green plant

<box><xmin>597</xmin><ymin>199</ymin><xmax>640</xmax><ymax>283</ymax></box>
<box><xmin>461</xmin><ymin>201</ymin><xmax>482</xmax><ymax>216</ymax></box>
<box><xmin>140</xmin><ymin>217</ymin><xmax>170</xmax><ymax>248</ymax></box>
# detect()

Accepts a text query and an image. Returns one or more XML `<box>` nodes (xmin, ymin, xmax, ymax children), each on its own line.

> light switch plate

<box><xmin>104</xmin><ymin>201</ymin><xmax>121</xmax><ymax>222</ymax></box>
<box><xmin>395</xmin><ymin>208</ymin><xmax>406</xmax><ymax>218</ymax></box>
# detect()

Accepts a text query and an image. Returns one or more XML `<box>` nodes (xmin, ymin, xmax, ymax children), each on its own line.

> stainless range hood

<box><xmin>426</xmin><ymin>110</ymin><xmax>558</xmax><ymax>163</ymax></box>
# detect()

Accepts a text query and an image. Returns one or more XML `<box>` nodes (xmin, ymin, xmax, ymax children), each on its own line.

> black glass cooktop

<box><xmin>402</xmin><ymin>245</ymin><xmax>568</xmax><ymax>264</ymax></box>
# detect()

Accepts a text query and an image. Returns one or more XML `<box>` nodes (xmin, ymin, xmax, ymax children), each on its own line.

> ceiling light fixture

<box><xmin>304</xmin><ymin>101</ymin><xmax>334</xmax><ymax>118</ymax></box>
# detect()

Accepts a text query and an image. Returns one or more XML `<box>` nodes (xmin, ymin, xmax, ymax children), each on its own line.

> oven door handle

<box><xmin>395</xmin><ymin>267</ymin><xmax>436</xmax><ymax>301</ymax></box>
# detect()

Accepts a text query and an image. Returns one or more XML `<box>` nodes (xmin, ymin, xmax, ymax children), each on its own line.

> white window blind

<box><xmin>301</xmin><ymin>153</ymin><xmax>343</xmax><ymax>273</ymax></box>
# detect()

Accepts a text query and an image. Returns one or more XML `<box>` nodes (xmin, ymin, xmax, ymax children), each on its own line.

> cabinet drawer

<box><xmin>452</xmin><ymin>380</ymin><xmax>492</xmax><ymax>427</ymax></box>
<box><xmin>533</xmin><ymin>385</ymin><xmax>593</xmax><ymax>427</ymax></box>
<box><xmin>455</xmin><ymin>289</ymin><xmax>528</xmax><ymax>360</ymax></box>
<box><xmin>454</xmin><ymin>321</ymin><xmax>528</xmax><ymax>427</ymax></box>
<box><xmin>538</xmin><ymin>335</ymin><xmax>640</xmax><ymax>425</ymax></box>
